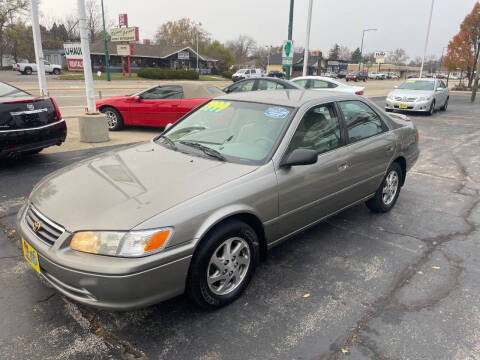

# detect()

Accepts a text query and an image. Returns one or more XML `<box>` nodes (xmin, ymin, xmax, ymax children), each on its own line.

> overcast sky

<box><xmin>39</xmin><ymin>0</ymin><xmax>478</xmax><ymax>59</ymax></box>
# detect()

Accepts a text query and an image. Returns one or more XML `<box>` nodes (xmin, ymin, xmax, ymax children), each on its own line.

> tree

<box><xmin>201</xmin><ymin>40</ymin><xmax>235</xmax><ymax>72</ymax></box>
<box><xmin>4</xmin><ymin>22</ymin><xmax>34</xmax><ymax>62</ymax></box>
<box><xmin>0</xmin><ymin>0</ymin><xmax>27</xmax><ymax>66</ymax></box>
<box><xmin>387</xmin><ymin>48</ymin><xmax>409</xmax><ymax>65</ymax></box>
<box><xmin>443</xmin><ymin>30</ymin><xmax>474</xmax><ymax>78</ymax></box>
<box><xmin>459</xmin><ymin>2</ymin><xmax>480</xmax><ymax>87</ymax></box>
<box><xmin>154</xmin><ymin>18</ymin><xmax>210</xmax><ymax>47</ymax></box>
<box><xmin>337</xmin><ymin>45</ymin><xmax>351</xmax><ymax>61</ymax></box>
<box><xmin>226</xmin><ymin>35</ymin><xmax>257</xmax><ymax>64</ymax></box>
<box><xmin>351</xmin><ymin>47</ymin><xmax>361</xmax><ymax>63</ymax></box>
<box><xmin>86</xmin><ymin>0</ymin><xmax>102</xmax><ymax>41</ymax></box>
<box><xmin>328</xmin><ymin>43</ymin><xmax>340</xmax><ymax>59</ymax></box>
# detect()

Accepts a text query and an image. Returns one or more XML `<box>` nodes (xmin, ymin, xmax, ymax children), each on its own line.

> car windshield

<box><xmin>398</xmin><ymin>80</ymin><xmax>434</xmax><ymax>90</ymax></box>
<box><xmin>0</xmin><ymin>82</ymin><xmax>29</xmax><ymax>97</ymax></box>
<box><xmin>237</xmin><ymin>69</ymin><xmax>247</xmax><ymax>74</ymax></box>
<box><xmin>158</xmin><ymin>100</ymin><xmax>294</xmax><ymax>164</ymax></box>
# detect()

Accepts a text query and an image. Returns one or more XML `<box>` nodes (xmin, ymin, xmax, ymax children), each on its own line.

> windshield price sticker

<box><xmin>265</xmin><ymin>107</ymin><xmax>290</xmax><ymax>119</ymax></box>
<box><xmin>200</xmin><ymin>101</ymin><xmax>231</xmax><ymax>113</ymax></box>
<box><xmin>406</xmin><ymin>80</ymin><xmax>416</xmax><ymax>83</ymax></box>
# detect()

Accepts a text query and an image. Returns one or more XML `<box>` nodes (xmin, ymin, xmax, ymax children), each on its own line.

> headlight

<box><xmin>70</xmin><ymin>228</ymin><xmax>173</xmax><ymax>257</ymax></box>
<box><xmin>387</xmin><ymin>94</ymin><xmax>394</xmax><ymax>100</ymax></box>
<box><xmin>417</xmin><ymin>96</ymin><xmax>432</xmax><ymax>102</ymax></box>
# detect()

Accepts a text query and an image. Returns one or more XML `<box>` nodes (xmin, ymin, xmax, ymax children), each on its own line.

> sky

<box><xmin>39</xmin><ymin>0</ymin><xmax>478</xmax><ymax>59</ymax></box>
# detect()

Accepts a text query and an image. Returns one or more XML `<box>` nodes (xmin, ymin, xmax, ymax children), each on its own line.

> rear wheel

<box><xmin>24</xmin><ymin>67</ymin><xmax>32</xmax><ymax>75</ymax></box>
<box><xmin>53</xmin><ymin>68</ymin><xmax>61</xmax><ymax>75</ymax></box>
<box><xmin>101</xmin><ymin>107</ymin><xmax>124</xmax><ymax>131</ymax></box>
<box><xmin>22</xmin><ymin>148</ymin><xmax>43</xmax><ymax>155</ymax></box>
<box><xmin>440</xmin><ymin>97</ymin><xmax>448</xmax><ymax>111</ymax></box>
<box><xmin>187</xmin><ymin>220</ymin><xmax>260</xmax><ymax>309</ymax></box>
<box><xmin>366</xmin><ymin>162</ymin><xmax>402</xmax><ymax>213</ymax></box>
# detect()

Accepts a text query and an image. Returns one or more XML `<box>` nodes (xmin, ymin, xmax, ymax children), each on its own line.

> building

<box><xmin>89</xmin><ymin>41</ymin><xmax>218</xmax><ymax>74</ymax></box>
<box><xmin>266</xmin><ymin>52</ymin><xmax>322</xmax><ymax>77</ymax></box>
<box><xmin>44</xmin><ymin>49</ymin><xmax>66</xmax><ymax>67</ymax></box>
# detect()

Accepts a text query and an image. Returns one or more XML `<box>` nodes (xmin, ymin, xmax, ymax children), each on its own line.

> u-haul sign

<box><xmin>64</xmin><ymin>43</ymin><xmax>83</xmax><ymax>71</ymax></box>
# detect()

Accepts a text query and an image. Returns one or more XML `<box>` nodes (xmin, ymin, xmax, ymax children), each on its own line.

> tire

<box><xmin>24</xmin><ymin>67</ymin><xmax>32</xmax><ymax>75</ymax></box>
<box><xmin>440</xmin><ymin>97</ymin><xmax>448</xmax><ymax>111</ymax></box>
<box><xmin>101</xmin><ymin>106</ymin><xmax>124</xmax><ymax>131</ymax></box>
<box><xmin>53</xmin><ymin>68</ymin><xmax>61</xmax><ymax>75</ymax></box>
<box><xmin>385</xmin><ymin>108</ymin><xmax>392</xmax><ymax>112</ymax></box>
<box><xmin>366</xmin><ymin>162</ymin><xmax>402</xmax><ymax>213</ymax></box>
<box><xmin>427</xmin><ymin>100</ymin><xmax>435</xmax><ymax>116</ymax></box>
<box><xmin>187</xmin><ymin>220</ymin><xmax>260</xmax><ymax>309</ymax></box>
<box><xmin>23</xmin><ymin>148</ymin><xmax>43</xmax><ymax>155</ymax></box>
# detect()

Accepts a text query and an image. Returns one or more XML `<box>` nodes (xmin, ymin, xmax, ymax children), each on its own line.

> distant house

<box><xmin>89</xmin><ymin>41</ymin><xmax>218</xmax><ymax>74</ymax></box>
<box><xmin>44</xmin><ymin>49</ymin><xmax>66</xmax><ymax>67</ymax></box>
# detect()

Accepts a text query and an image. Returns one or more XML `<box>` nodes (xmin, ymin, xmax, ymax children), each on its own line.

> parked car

<box><xmin>291</xmin><ymin>76</ymin><xmax>365</xmax><ymax>95</ymax></box>
<box><xmin>337</xmin><ymin>70</ymin><xmax>348</xmax><ymax>79</ymax></box>
<box><xmin>232</xmin><ymin>68</ymin><xmax>265</xmax><ymax>82</ymax></box>
<box><xmin>386</xmin><ymin>73</ymin><xmax>400</xmax><ymax>80</ymax></box>
<box><xmin>224</xmin><ymin>77</ymin><xmax>300</xmax><ymax>93</ymax></box>
<box><xmin>18</xmin><ymin>89</ymin><xmax>419</xmax><ymax>310</ymax></box>
<box><xmin>12</xmin><ymin>60</ymin><xmax>62</xmax><ymax>75</ymax></box>
<box><xmin>0</xmin><ymin>81</ymin><xmax>66</xmax><ymax>158</ymax></box>
<box><xmin>323</xmin><ymin>72</ymin><xmax>337</xmax><ymax>79</ymax></box>
<box><xmin>267</xmin><ymin>71</ymin><xmax>285</xmax><ymax>79</ymax></box>
<box><xmin>96</xmin><ymin>84</ymin><xmax>224</xmax><ymax>131</ymax></box>
<box><xmin>385</xmin><ymin>78</ymin><xmax>449</xmax><ymax>115</ymax></box>
<box><xmin>345</xmin><ymin>71</ymin><xmax>368</xmax><ymax>82</ymax></box>
<box><xmin>407</xmin><ymin>74</ymin><xmax>420</xmax><ymax>79</ymax></box>
<box><xmin>368</xmin><ymin>72</ymin><xmax>386</xmax><ymax>80</ymax></box>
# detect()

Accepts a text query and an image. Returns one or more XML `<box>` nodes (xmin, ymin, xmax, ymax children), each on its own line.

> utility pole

<box><xmin>30</xmin><ymin>0</ymin><xmax>47</xmax><ymax>96</ymax></box>
<box><xmin>358</xmin><ymin>28</ymin><xmax>377</xmax><ymax>71</ymax></box>
<box><xmin>266</xmin><ymin>45</ymin><xmax>271</xmax><ymax>72</ymax></box>
<box><xmin>101</xmin><ymin>0</ymin><xmax>110</xmax><ymax>81</ymax></box>
<box><xmin>77</xmin><ymin>0</ymin><xmax>96</xmax><ymax>113</ymax></box>
<box><xmin>471</xmin><ymin>39</ymin><xmax>480</xmax><ymax>103</ymax></box>
<box><xmin>302</xmin><ymin>0</ymin><xmax>313</xmax><ymax>77</ymax></box>
<box><xmin>286</xmin><ymin>0</ymin><xmax>294</xmax><ymax>80</ymax></box>
<box><xmin>420</xmin><ymin>0</ymin><xmax>435</xmax><ymax>78</ymax></box>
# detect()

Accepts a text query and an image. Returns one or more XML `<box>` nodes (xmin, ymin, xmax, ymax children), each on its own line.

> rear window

<box><xmin>0</xmin><ymin>82</ymin><xmax>29</xmax><ymax>98</ymax></box>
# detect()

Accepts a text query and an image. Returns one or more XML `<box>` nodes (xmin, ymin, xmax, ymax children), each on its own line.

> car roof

<box><xmin>226</xmin><ymin>77</ymin><xmax>299</xmax><ymax>88</ymax></box>
<box><xmin>216</xmin><ymin>89</ymin><xmax>357</xmax><ymax>107</ymax></box>
<box><xmin>291</xmin><ymin>75</ymin><xmax>344</xmax><ymax>86</ymax></box>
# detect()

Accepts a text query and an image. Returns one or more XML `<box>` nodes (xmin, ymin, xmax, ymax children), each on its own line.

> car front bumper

<box><xmin>16</xmin><ymin>204</ymin><xmax>192</xmax><ymax>311</ymax></box>
<box><xmin>385</xmin><ymin>98</ymin><xmax>432</xmax><ymax>112</ymax></box>
<box><xmin>0</xmin><ymin>119</ymin><xmax>67</xmax><ymax>157</ymax></box>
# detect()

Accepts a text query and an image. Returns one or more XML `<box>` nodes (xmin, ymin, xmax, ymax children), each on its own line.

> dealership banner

<box><xmin>64</xmin><ymin>43</ymin><xmax>83</xmax><ymax>70</ymax></box>
<box><xmin>110</xmin><ymin>27</ymin><xmax>139</xmax><ymax>42</ymax></box>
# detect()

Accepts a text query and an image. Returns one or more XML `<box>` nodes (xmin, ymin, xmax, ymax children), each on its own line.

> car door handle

<box><xmin>337</xmin><ymin>162</ymin><xmax>350</xmax><ymax>172</ymax></box>
<box><xmin>386</xmin><ymin>145</ymin><xmax>394</xmax><ymax>152</ymax></box>
<box><xmin>170</xmin><ymin>104</ymin><xmax>179</xmax><ymax>107</ymax></box>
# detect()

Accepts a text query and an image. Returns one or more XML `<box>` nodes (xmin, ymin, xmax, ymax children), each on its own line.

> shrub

<box><xmin>221</xmin><ymin>71</ymin><xmax>233</xmax><ymax>79</ymax></box>
<box><xmin>137</xmin><ymin>68</ymin><xmax>199</xmax><ymax>80</ymax></box>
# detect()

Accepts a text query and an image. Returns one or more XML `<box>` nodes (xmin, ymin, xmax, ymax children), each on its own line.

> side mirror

<box><xmin>223</xmin><ymin>88</ymin><xmax>230</xmax><ymax>93</ymax></box>
<box><xmin>164</xmin><ymin>123</ymin><xmax>173</xmax><ymax>132</ymax></box>
<box><xmin>133</xmin><ymin>95</ymin><xmax>141</xmax><ymax>102</ymax></box>
<box><xmin>280</xmin><ymin>148</ymin><xmax>318</xmax><ymax>167</ymax></box>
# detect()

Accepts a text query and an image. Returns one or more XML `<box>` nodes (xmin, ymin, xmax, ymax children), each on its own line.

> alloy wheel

<box><xmin>207</xmin><ymin>237</ymin><xmax>251</xmax><ymax>296</ymax></box>
<box><xmin>382</xmin><ymin>170</ymin><xmax>399</xmax><ymax>206</ymax></box>
<box><xmin>105</xmin><ymin>110</ymin><xmax>118</xmax><ymax>129</ymax></box>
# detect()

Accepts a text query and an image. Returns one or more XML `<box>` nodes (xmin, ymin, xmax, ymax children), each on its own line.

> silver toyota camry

<box><xmin>385</xmin><ymin>78</ymin><xmax>449</xmax><ymax>115</ymax></box>
<box><xmin>17</xmin><ymin>90</ymin><xmax>419</xmax><ymax>310</ymax></box>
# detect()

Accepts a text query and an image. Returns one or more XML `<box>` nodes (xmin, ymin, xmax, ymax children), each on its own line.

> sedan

<box><xmin>18</xmin><ymin>90</ymin><xmax>419</xmax><ymax>310</ymax></box>
<box><xmin>223</xmin><ymin>77</ymin><xmax>300</xmax><ymax>93</ymax></box>
<box><xmin>291</xmin><ymin>76</ymin><xmax>365</xmax><ymax>95</ymax></box>
<box><xmin>0</xmin><ymin>81</ymin><xmax>66</xmax><ymax>158</ymax></box>
<box><xmin>346</xmin><ymin>71</ymin><xmax>368</xmax><ymax>82</ymax></box>
<box><xmin>385</xmin><ymin>78</ymin><xmax>449</xmax><ymax>115</ymax></box>
<box><xmin>96</xmin><ymin>83</ymin><xmax>224</xmax><ymax>131</ymax></box>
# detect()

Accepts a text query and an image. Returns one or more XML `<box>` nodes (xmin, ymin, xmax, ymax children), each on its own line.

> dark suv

<box><xmin>346</xmin><ymin>71</ymin><xmax>367</xmax><ymax>82</ymax></box>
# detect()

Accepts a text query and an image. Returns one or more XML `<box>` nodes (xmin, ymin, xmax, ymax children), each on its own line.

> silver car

<box><xmin>17</xmin><ymin>90</ymin><xmax>419</xmax><ymax>310</ymax></box>
<box><xmin>385</xmin><ymin>78</ymin><xmax>449</xmax><ymax>115</ymax></box>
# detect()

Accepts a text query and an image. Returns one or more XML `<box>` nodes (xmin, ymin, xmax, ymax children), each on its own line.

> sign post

<box><xmin>375</xmin><ymin>51</ymin><xmax>386</xmax><ymax>72</ymax></box>
<box><xmin>77</xmin><ymin>0</ymin><xmax>95</xmax><ymax>113</ymax></box>
<box><xmin>286</xmin><ymin>0</ymin><xmax>294</xmax><ymax>80</ymax></box>
<box><xmin>282</xmin><ymin>40</ymin><xmax>294</xmax><ymax>79</ymax></box>
<box><xmin>101</xmin><ymin>0</ymin><xmax>110</xmax><ymax>81</ymax></box>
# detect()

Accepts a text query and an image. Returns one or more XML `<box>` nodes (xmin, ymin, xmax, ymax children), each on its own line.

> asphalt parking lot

<box><xmin>0</xmin><ymin>94</ymin><xmax>479</xmax><ymax>360</ymax></box>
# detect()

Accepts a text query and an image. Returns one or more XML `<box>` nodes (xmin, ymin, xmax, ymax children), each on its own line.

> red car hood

<box><xmin>96</xmin><ymin>95</ymin><xmax>130</xmax><ymax>106</ymax></box>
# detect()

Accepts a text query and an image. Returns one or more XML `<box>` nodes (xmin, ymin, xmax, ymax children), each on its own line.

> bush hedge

<box><xmin>137</xmin><ymin>68</ymin><xmax>199</xmax><ymax>80</ymax></box>
<box><xmin>221</xmin><ymin>71</ymin><xmax>233</xmax><ymax>79</ymax></box>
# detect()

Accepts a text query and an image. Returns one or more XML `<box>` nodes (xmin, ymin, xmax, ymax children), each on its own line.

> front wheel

<box><xmin>366</xmin><ymin>162</ymin><xmax>402</xmax><ymax>213</ymax></box>
<box><xmin>187</xmin><ymin>220</ymin><xmax>260</xmax><ymax>309</ymax></box>
<box><xmin>24</xmin><ymin>68</ymin><xmax>32</xmax><ymax>75</ymax></box>
<box><xmin>53</xmin><ymin>68</ymin><xmax>61</xmax><ymax>75</ymax></box>
<box><xmin>101</xmin><ymin>107</ymin><xmax>124</xmax><ymax>131</ymax></box>
<box><xmin>440</xmin><ymin>97</ymin><xmax>448</xmax><ymax>111</ymax></box>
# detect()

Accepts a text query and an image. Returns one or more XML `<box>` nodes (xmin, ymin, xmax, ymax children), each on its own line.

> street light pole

<box><xmin>266</xmin><ymin>45</ymin><xmax>271</xmax><ymax>72</ymax></box>
<box><xmin>30</xmin><ymin>0</ymin><xmax>48</xmax><ymax>96</ymax></box>
<box><xmin>420</xmin><ymin>0</ymin><xmax>435</xmax><ymax>78</ymax></box>
<box><xmin>286</xmin><ymin>0</ymin><xmax>294</xmax><ymax>80</ymax></box>
<box><xmin>358</xmin><ymin>28</ymin><xmax>377</xmax><ymax>71</ymax></box>
<box><xmin>100</xmin><ymin>0</ymin><xmax>110</xmax><ymax>81</ymax></box>
<box><xmin>302</xmin><ymin>0</ymin><xmax>313</xmax><ymax>77</ymax></box>
<box><xmin>471</xmin><ymin>39</ymin><xmax>480</xmax><ymax>103</ymax></box>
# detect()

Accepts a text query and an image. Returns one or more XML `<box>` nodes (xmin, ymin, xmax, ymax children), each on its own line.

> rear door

<box><xmin>336</xmin><ymin>100</ymin><xmax>394</xmax><ymax>201</ymax></box>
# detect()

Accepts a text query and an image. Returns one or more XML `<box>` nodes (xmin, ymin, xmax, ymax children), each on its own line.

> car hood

<box><xmin>96</xmin><ymin>95</ymin><xmax>130</xmax><ymax>104</ymax></box>
<box><xmin>388</xmin><ymin>89</ymin><xmax>434</xmax><ymax>98</ymax></box>
<box><xmin>30</xmin><ymin>142</ymin><xmax>257</xmax><ymax>231</ymax></box>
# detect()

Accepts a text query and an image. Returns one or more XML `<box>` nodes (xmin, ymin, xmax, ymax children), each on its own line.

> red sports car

<box><xmin>96</xmin><ymin>83</ymin><xmax>224</xmax><ymax>130</ymax></box>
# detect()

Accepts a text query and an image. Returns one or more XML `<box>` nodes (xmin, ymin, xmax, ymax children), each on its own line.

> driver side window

<box><xmin>228</xmin><ymin>80</ymin><xmax>255</xmax><ymax>93</ymax></box>
<box><xmin>141</xmin><ymin>86</ymin><xmax>183</xmax><ymax>99</ymax></box>
<box><xmin>288</xmin><ymin>103</ymin><xmax>342</xmax><ymax>155</ymax></box>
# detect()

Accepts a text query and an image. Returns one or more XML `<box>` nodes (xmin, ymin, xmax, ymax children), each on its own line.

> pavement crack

<box><xmin>36</xmin><ymin>292</ymin><xmax>57</xmax><ymax>303</ymax></box>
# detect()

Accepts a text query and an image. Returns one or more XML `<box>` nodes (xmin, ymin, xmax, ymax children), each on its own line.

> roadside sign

<box><xmin>374</xmin><ymin>51</ymin><xmax>386</xmax><ymax>58</ymax></box>
<box><xmin>110</xmin><ymin>27</ymin><xmax>139</xmax><ymax>42</ymax></box>
<box><xmin>63</xmin><ymin>43</ymin><xmax>83</xmax><ymax>70</ymax></box>
<box><xmin>117</xmin><ymin>44</ymin><xmax>134</xmax><ymax>56</ymax></box>
<box><xmin>178</xmin><ymin>51</ymin><xmax>190</xmax><ymax>60</ymax></box>
<box><xmin>282</xmin><ymin>40</ymin><xmax>294</xmax><ymax>66</ymax></box>
<box><xmin>119</xmin><ymin>14</ymin><xmax>128</xmax><ymax>27</ymax></box>
<box><xmin>375</xmin><ymin>58</ymin><xmax>385</xmax><ymax>64</ymax></box>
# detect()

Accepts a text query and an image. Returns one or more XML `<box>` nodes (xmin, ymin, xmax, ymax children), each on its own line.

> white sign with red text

<box><xmin>64</xmin><ymin>43</ymin><xmax>83</xmax><ymax>70</ymax></box>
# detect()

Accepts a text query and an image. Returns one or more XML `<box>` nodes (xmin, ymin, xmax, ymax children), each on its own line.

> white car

<box><xmin>13</xmin><ymin>60</ymin><xmax>62</xmax><ymax>75</ymax></box>
<box><xmin>368</xmin><ymin>72</ymin><xmax>386</xmax><ymax>80</ymax></box>
<box><xmin>290</xmin><ymin>76</ymin><xmax>365</xmax><ymax>96</ymax></box>
<box><xmin>232</xmin><ymin>68</ymin><xmax>265</xmax><ymax>82</ymax></box>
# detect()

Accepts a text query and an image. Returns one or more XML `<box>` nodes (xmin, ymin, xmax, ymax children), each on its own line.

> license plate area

<box><xmin>22</xmin><ymin>238</ymin><xmax>41</xmax><ymax>274</ymax></box>
<box><xmin>398</xmin><ymin>103</ymin><xmax>409</xmax><ymax>109</ymax></box>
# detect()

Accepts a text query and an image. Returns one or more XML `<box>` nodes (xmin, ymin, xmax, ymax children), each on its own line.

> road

<box><xmin>0</xmin><ymin>95</ymin><xmax>479</xmax><ymax>360</ymax></box>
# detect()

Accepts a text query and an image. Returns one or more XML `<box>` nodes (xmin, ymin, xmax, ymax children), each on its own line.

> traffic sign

<box><xmin>282</xmin><ymin>40</ymin><xmax>294</xmax><ymax>66</ymax></box>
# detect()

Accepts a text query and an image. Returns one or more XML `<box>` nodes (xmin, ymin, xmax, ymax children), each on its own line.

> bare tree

<box><xmin>154</xmin><ymin>18</ymin><xmax>210</xmax><ymax>47</ymax></box>
<box><xmin>226</xmin><ymin>35</ymin><xmax>257</xmax><ymax>64</ymax></box>
<box><xmin>337</xmin><ymin>45</ymin><xmax>351</xmax><ymax>61</ymax></box>
<box><xmin>386</xmin><ymin>48</ymin><xmax>409</xmax><ymax>65</ymax></box>
<box><xmin>86</xmin><ymin>0</ymin><xmax>102</xmax><ymax>41</ymax></box>
<box><xmin>0</xmin><ymin>0</ymin><xmax>28</xmax><ymax>66</ymax></box>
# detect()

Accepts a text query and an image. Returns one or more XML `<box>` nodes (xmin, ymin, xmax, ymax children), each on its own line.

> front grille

<box><xmin>394</xmin><ymin>96</ymin><xmax>417</xmax><ymax>102</ymax></box>
<box><xmin>25</xmin><ymin>205</ymin><xmax>64</xmax><ymax>246</ymax></box>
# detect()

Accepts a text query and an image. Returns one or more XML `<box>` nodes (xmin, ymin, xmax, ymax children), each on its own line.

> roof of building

<box><xmin>89</xmin><ymin>41</ymin><xmax>217</xmax><ymax>61</ymax></box>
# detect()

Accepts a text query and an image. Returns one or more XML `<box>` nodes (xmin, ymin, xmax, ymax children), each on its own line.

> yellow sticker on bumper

<box><xmin>22</xmin><ymin>238</ymin><xmax>40</xmax><ymax>274</ymax></box>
